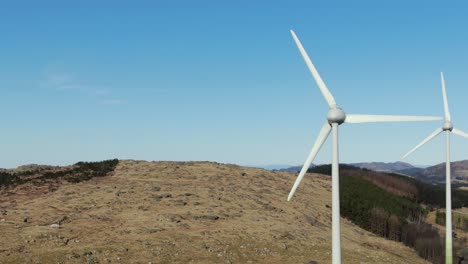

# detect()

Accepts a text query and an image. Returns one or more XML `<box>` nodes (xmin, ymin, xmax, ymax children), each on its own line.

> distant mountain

<box><xmin>350</xmin><ymin>161</ymin><xmax>415</xmax><ymax>172</ymax></box>
<box><xmin>399</xmin><ymin>160</ymin><xmax>468</xmax><ymax>183</ymax></box>
<box><xmin>397</xmin><ymin>167</ymin><xmax>426</xmax><ymax>178</ymax></box>
<box><xmin>270</xmin><ymin>160</ymin><xmax>468</xmax><ymax>185</ymax></box>
<box><xmin>276</xmin><ymin>165</ymin><xmax>316</xmax><ymax>173</ymax></box>
<box><xmin>276</xmin><ymin>166</ymin><xmax>301</xmax><ymax>173</ymax></box>
<box><xmin>276</xmin><ymin>162</ymin><xmax>414</xmax><ymax>174</ymax></box>
<box><xmin>260</xmin><ymin>164</ymin><xmax>296</xmax><ymax>170</ymax></box>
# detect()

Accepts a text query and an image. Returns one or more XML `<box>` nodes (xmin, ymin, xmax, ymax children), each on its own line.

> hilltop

<box><xmin>0</xmin><ymin>160</ymin><xmax>429</xmax><ymax>263</ymax></box>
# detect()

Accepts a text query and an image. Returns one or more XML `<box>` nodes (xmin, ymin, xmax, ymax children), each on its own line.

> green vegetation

<box><xmin>0</xmin><ymin>168</ymin><xmax>45</xmax><ymax>187</ymax></box>
<box><xmin>0</xmin><ymin>159</ymin><xmax>119</xmax><ymax>187</ymax></box>
<box><xmin>388</xmin><ymin>173</ymin><xmax>468</xmax><ymax>209</ymax></box>
<box><xmin>309</xmin><ymin>165</ymin><xmax>468</xmax><ymax>208</ymax></box>
<box><xmin>436</xmin><ymin>210</ymin><xmax>468</xmax><ymax>232</ymax></box>
<box><xmin>40</xmin><ymin>159</ymin><xmax>119</xmax><ymax>183</ymax></box>
<box><xmin>309</xmin><ymin>164</ymin><xmax>468</xmax><ymax>263</ymax></box>
<box><xmin>339</xmin><ymin>171</ymin><xmax>426</xmax><ymax>228</ymax></box>
<box><xmin>0</xmin><ymin>171</ymin><xmax>23</xmax><ymax>187</ymax></box>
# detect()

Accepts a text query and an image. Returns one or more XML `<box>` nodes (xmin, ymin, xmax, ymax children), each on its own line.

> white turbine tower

<box><xmin>402</xmin><ymin>72</ymin><xmax>468</xmax><ymax>264</ymax></box>
<box><xmin>287</xmin><ymin>30</ymin><xmax>442</xmax><ymax>264</ymax></box>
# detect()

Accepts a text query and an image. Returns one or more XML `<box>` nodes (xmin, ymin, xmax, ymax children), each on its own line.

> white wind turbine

<box><xmin>287</xmin><ymin>30</ymin><xmax>442</xmax><ymax>264</ymax></box>
<box><xmin>402</xmin><ymin>72</ymin><xmax>468</xmax><ymax>264</ymax></box>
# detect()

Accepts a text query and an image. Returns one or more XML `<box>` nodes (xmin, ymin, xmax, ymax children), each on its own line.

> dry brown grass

<box><xmin>0</xmin><ymin>160</ymin><xmax>429</xmax><ymax>263</ymax></box>
<box><xmin>426</xmin><ymin>208</ymin><xmax>468</xmax><ymax>243</ymax></box>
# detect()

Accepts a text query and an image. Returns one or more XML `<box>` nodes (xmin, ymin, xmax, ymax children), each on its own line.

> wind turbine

<box><xmin>402</xmin><ymin>72</ymin><xmax>468</xmax><ymax>264</ymax></box>
<box><xmin>287</xmin><ymin>30</ymin><xmax>442</xmax><ymax>264</ymax></box>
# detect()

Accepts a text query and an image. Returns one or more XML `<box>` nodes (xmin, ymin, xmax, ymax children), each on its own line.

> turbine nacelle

<box><xmin>442</xmin><ymin>121</ymin><xmax>453</xmax><ymax>131</ymax></box>
<box><xmin>327</xmin><ymin>107</ymin><xmax>346</xmax><ymax>125</ymax></box>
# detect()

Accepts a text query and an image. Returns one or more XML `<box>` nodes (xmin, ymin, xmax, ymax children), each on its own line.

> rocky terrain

<box><xmin>0</xmin><ymin>160</ymin><xmax>430</xmax><ymax>263</ymax></box>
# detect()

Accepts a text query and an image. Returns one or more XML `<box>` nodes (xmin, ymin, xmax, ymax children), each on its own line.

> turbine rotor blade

<box><xmin>441</xmin><ymin>72</ymin><xmax>451</xmax><ymax>121</ymax></box>
<box><xmin>345</xmin><ymin>114</ymin><xmax>442</xmax><ymax>123</ymax></box>
<box><xmin>290</xmin><ymin>30</ymin><xmax>337</xmax><ymax>107</ymax></box>
<box><xmin>288</xmin><ymin>121</ymin><xmax>331</xmax><ymax>201</ymax></box>
<box><xmin>452</xmin><ymin>128</ymin><xmax>468</xmax><ymax>138</ymax></box>
<box><xmin>402</xmin><ymin>127</ymin><xmax>443</xmax><ymax>159</ymax></box>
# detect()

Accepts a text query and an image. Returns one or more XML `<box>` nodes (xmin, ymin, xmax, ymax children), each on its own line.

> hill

<box><xmin>280</xmin><ymin>160</ymin><xmax>468</xmax><ymax>185</ymax></box>
<box><xmin>398</xmin><ymin>160</ymin><xmax>468</xmax><ymax>184</ymax></box>
<box><xmin>350</xmin><ymin>161</ymin><xmax>415</xmax><ymax>173</ymax></box>
<box><xmin>275</xmin><ymin>165</ymin><xmax>307</xmax><ymax>173</ymax></box>
<box><xmin>0</xmin><ymin>160</ymin><xmax>429</xmax><ymax>263</ymax></box>
<box><xmin>309</xmin><ymin>164</ymin><xmax>468</xmax><ymax>263</ymax></box>
<box><xmin>277</xmin><ymin>161</ymin><xmax>414</xmax><ymax>174</ymax></box>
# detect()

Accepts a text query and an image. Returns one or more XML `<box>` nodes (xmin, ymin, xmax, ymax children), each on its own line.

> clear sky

<box><xmin>1</xmin><ymin>1</ymin><xmax>468</xmax><ymax>168</ymax></box>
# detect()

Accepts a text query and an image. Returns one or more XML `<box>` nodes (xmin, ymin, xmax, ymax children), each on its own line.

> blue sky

<box><xmin>1</xmin><ymin>1</ymin><xmax>468</xmax><ymax>168</ymax></box>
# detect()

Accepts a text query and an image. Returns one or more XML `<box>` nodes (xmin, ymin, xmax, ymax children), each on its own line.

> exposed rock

<box><xmin>174</xmin><ymin>200</ymin><xmax>187</xmax><ymax>206</ymax></box>
<box><xmin>152</xmin><ymin>195</ymin><xmax>162</xmax><ymax>201</ymax></box>
<box><xmin>193</xmin><ymin>215</ymin><xmax>220</xmax><ymax>221</ymax></box>
<box><xmin>145</xmin><ymin>228</ymin><xmax>165</xmax><ymax>234</ymax></box>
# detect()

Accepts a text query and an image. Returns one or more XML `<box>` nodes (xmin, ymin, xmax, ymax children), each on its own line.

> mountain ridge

<box><xmin>398</xmin><ymin>160</ymin><xmax>468</xmax><ymax>183</ymax></box>
<box><xmin>273</xmin><ymin>160</ymin><xmax>468</xmax><ymax>185</ymax></box>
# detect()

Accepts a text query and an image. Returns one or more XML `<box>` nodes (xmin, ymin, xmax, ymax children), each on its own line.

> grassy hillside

<box><xmin>0</xmin><ymin>160</ymin><xmax>429</xmax><ymax>263</ymax></box>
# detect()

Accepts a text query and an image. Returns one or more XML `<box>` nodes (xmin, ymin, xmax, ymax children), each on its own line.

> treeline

<box><xmin>339</xmin><ymin>167</ymin><xmax>419</xmax><ymax>200</ymax></box>
<box><xmin>40</xmin><ymin>159</ymin><xmax>120</xmax><ymax>183</ymax></box>
<box><xmin>0</xmin><ymin>167</ymin><xmax>45</xmax><ymax>186</ymax></box>
<box><xmin>0</xmin><ymin>159</ymin><xmax>119</xmax><ymax>187</ymax></box>
<box><xmin>402</xmin><ymin>223</ymin><xmax>444</xmax><ymax>263</ymax></box>
<box><xmin>309</xmin><ymin>164</ymin><xmax>457</xmax><ymax>263</ymax></box>
<box><xmin>0</xmin><ymin>171</ymin><xmax>23</xmax><ymax>187</ymax></box>
<box><xmin>401</xmin><ymin>175</ymin><xmax>468</xmax><ymax>209</ymax></box>
<box><xmin>309</xmin><ymin>165</ymin><xmax>468</xmax><ymax>209</ymax></box>
<box><xmin>435</xmin><ymin>210</ymin><xmax>468</xmax><ymax>232</ymax></box>
<box><xmin>338</xmin><ymin>171</ymin><xmax>426</xmax><ymax>227</ymax></box>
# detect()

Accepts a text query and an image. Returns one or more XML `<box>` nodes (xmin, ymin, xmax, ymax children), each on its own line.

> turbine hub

<box><xmin>327</xmin><ymin>107</ymin><xmax>346</xmax><ymax>125</ymax></box>
<box><xmin>442</xmin><ymin>121</ymin><xmax>453</xmax><ymax>131</ymax></box>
